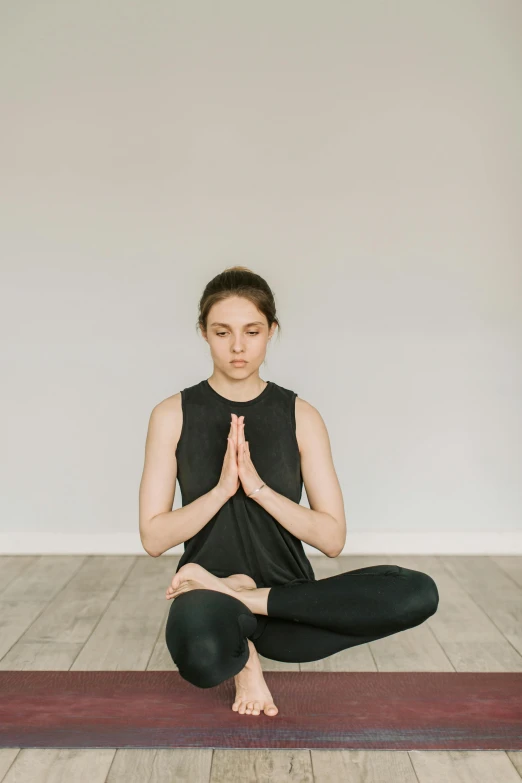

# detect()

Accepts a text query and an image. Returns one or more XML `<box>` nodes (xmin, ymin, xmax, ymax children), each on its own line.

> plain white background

<box><xmin>1</xmin><ymin>1</ymin><xmax>521</xmax><ymax>554</ymax></box>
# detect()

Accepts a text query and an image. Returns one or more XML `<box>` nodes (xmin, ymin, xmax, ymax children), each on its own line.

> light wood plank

<box><xmin>0</xmin><ymin>557</ymin><xmax>136</xmax><ymax>670</ymax></box>
<box><xmin>2</xmin><ymin>749</ymin><xmax>115</xmax><ymax>783</ymax></box>
<box><xmin>1</xmin><ymin>557</ymin><xmax>86</xmax><ymax>602</ymax></box>
<box><xmin>71</xmin><ymin>556</ymin><xmax>176</xmax><ymax>670</ymax></box>
<box><xmin>0</xmin><ymin>559</ymin><xmax>36</xmax><ymax>594</ymax></box>
<box><xmin>492</xmin><ymin>556</ymin><xmax>522</xmax><ymax>589</ymax></box>
<box><xmin>442</xmin><ymin>556</ymin><xmax>522</xmax><ymax>658</ymax></box>
<box><xmin>211</xmin><ymin>749</ymin><xmax>312</xmax><ymax>782</ymax></box>
<box><xmin>507</xmin><ymin>752</ymin><xmax>522</xmax><ymax>778</ymax></box>
<box><xmin>410</xmin><ymin>749</ymin><xmax>522</xmax><ymax>782</ymax></box>
<box><xmin>0</xmin><ymin>750</ymin><xmax>20</xmax><ymax>783</ymax></box>
<box><xmin>105</xmin><ymin>747</ymin><xmax>214</xmax><ymax>783</ymax></box>
<box><xmin>311</xmin><ymin>749</ymin><xmax>418</xmax><ymax>782</ymax></box>
<box><xmin>0</xmin><ymin>557</ymin><xmax>87</xmax><ymax>661</ymax></box>
<box><xmin>0</xmin><ymin>642</ymin><xmax>84</xmax><ymax>670</ymax></box>
<box><xmin>0</xmin><ymin>601</ymin><xmax>50</xmax><ymax>661</ymax></box>
<box><xmin>151</xmin><ymin>749</ymin><xmax>212</xmax><ymax>782</ymax></box>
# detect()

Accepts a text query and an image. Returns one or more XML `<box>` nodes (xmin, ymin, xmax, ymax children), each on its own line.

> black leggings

<box><xmin>165</xmin><ymin>564</ymin><xmax>439</xmax><ymax>689</ymax></box>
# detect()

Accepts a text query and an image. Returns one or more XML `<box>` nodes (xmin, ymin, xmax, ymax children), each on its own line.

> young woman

<box><xmin>139</xmin><ymin>266</ymin><xmax>439</xmax><ymax>718</ymax></box>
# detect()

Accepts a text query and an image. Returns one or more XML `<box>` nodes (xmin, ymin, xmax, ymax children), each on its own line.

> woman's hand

<box><xmin>215</xmin><ymin>415</ymin><xmax>240</xmax><ymax>500</ymax></box>
<box><xmin>234</xmin><ymin>413</ymin><xmax>266</xmax><ymax>498</ymax></box>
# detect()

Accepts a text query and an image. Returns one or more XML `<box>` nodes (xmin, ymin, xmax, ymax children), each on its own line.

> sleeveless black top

<box><xmin>174</xmin><ymin>378</ymin><xmax>316</xmax><ymax>594</ymax></box>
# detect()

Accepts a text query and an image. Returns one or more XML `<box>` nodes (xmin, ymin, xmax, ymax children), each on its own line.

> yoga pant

<box><xmin>165</xmin><ymin>564</ymin><xmax>439</xmax><ymax>689</ymax></box>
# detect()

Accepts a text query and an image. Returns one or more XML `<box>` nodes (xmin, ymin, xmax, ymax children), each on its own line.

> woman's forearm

<box><xmin>142</xmin><ymin>485</ymin><xmax>230</xmax><ymax>557</ymax></box>
<box><xmin>250</xmin><ymin>484</ymin><xmax>344</xmax><ymax>558</ymax></box>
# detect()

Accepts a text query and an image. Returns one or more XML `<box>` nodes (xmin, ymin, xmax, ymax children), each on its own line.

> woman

<box><xmin>139</xmin><ymin>266</ymin><xmax>439</xmax><ymax>718</ymax></box>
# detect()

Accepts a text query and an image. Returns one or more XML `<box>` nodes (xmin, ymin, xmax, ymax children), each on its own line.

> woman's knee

<box><xmin>165</xmin><ymin>616</ymin><xmax>226</xmax><ymax>687</ymax></box>
<box><xmin>393</xmin><ymin>567</ymin><xmax>440</xmax><ymax>628</ymax></box>
<box><xmin>164</xmin><ymin>589</ymin><xmax>253</xmax><ymax>688</ymax></box>
<box><xmin>170</xmin><ymin>630</ymin><xmax>251</xmax><ymax>689</ymax></box>
<box><xmin>174</xmin><ymin>636</ymin><xmax>224</xmax><ymax>688</ymax></box>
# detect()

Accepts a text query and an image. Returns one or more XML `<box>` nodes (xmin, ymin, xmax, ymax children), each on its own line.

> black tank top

<box><xmin>174</xmin><ymin>378</ymin><xmax>316</xmax><ymax>593</ymax></box>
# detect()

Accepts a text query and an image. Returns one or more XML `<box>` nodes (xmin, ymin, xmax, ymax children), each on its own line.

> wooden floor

<box><xmin>0</xmin><ymin>554</ymin><xmax>521</xmax><ymax>782</ymax></box>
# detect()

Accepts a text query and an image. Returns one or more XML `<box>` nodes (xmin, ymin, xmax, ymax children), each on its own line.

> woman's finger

<box><xmin>228</xmin><ymin>418</ymin><xmax>235</xmax><ymax>450</ymax></box>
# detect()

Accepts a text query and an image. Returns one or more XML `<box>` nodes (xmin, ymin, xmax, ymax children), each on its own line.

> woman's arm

<box><xmin>248</xmin><ymin>396</ymin><xmax>346</xmax><ymax>557</ymax></box>
<box><xmin>139</xmin><ymin>397</ymin><xmax>229</xmax><ymax>557</ymax></box>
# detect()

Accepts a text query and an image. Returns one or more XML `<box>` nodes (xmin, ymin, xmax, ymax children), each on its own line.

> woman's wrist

<box><xmin>211</xmin><ymin>484</ymin><xmax>232</xmax><ymax>505</ymax></box>
<box><xmin>247</xmin><ymin>482</ymin><xmax>266</xmax><ymax>498</ymax></box>
<box><xmin>248</xmin><ymin>483</ymin><xmax>273</xmax><ymax>504</ymax></box>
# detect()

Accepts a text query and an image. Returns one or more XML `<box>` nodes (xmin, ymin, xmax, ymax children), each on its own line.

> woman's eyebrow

<box><xmin>210</xmin><ymin>322</ymin><xmax>264</xmax><ymax>328</ymax></box>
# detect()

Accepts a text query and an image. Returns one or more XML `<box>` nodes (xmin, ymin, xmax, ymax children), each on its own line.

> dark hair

<box><xmin>197</xmin><ymin>266</ymin><xmax>281</xmax><ymax>339</ymax></box>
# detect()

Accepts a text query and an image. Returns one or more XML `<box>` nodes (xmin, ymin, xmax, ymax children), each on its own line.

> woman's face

<box><xmin>203</xmin><ymin>296</ymin><xmax>276</xmax><ymax>377</ymax></box>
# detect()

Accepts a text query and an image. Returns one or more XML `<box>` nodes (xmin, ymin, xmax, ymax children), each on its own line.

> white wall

<box><xmin>1</xmin><ymin>0</ymin><xmax>521</xmax><ymax>555</ymax></box>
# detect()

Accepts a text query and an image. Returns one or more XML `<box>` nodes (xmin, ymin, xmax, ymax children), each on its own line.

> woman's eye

<box><xmin>216</xmin><ymin>332</ymin><xmax>259</xmax><ymax>337</ymax></box>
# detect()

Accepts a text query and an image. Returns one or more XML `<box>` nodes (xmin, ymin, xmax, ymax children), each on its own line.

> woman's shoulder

<box><xmin>149</xmin><ymin>392</ymin><xmax>183</xmax><ymax>444</ymax></box>
<box><xmin>155</xmin><ymin>390</ymin><xmax>182</xmax><ymax>413</ymax></box>
<box><xmin>294</xmin><ymin>394</ymin><xmax>327</xmax><ymax>455</ymax></box>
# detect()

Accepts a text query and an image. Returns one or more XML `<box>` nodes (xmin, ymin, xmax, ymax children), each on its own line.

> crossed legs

<box><xmin>166</xmin><ymin>563</ymin><xmax>439</xmax><ymax>682</ymax></box>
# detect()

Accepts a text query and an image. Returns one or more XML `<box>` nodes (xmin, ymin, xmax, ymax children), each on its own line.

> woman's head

<box><xmin>198</xmin><ymin>266</ymin><xmax>279</xmax><ymax>378</ymax></box>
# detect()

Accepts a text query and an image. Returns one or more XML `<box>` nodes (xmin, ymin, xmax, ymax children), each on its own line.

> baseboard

<box><xmin>1</xmin><ymin>531</ymin><xmax>521</xmax><ymax>555</ymax></box>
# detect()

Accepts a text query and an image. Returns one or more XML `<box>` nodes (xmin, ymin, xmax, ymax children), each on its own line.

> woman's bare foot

<box><xmin>222</xmin><ymin>573</ymin><xmax>257</xmax><ymax>592</ymax></box>
<box><xmin>233</xmin><ymin>639</ymin><xmax>279</xmax><ymax>717</ymax></box>
<box><xmin>165</xmin><ymin>563</ymin><xmax>255</xmax><ymax>603</ymax></box>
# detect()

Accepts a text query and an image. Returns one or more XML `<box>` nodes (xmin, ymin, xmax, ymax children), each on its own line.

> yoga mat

<box><xmin>0</xmin><ymin>671</ymin><xmax>521</xmax><ymax>750</ymax></box>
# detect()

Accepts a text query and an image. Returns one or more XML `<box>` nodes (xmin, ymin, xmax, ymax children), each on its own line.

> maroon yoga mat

<box><xmin>1</xmin><ymin>671</ymin><xmax>521</xmax><ymax>750</ymax></box>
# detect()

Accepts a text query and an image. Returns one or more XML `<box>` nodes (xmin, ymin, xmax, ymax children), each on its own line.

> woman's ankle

<box><xmin>238</xmin><ymin>639</ymin><xmax>260</xmax><ymax>674</ymax></box>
